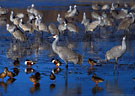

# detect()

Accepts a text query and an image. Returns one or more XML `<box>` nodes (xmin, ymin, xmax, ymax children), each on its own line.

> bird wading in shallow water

<box><xmin>51</xmin><ymin>58</ymin><xmax>62</xmax><ymax>67</ymax></box>
<box><xmin>91</xmin><ymin>74</ymin><xmax>104</xmax><ymax>86</ymax></box>
<box><xmin>0</xmin><ymin>67</ymin><xmax>7</xmax><ymax>80</ymax></box>
<box><xmin>51</xmin><ymin>34</ymin><xmax>82</xmax><ymax>68</ymax></box>
<box><xmin>4</xmin><ymin>67</ymin><xmax>16</xmax><ymax>79</ymax></box>
<box><xmin>105</xmin><ymin>36</ymin><xmax>126</xmax><ymax>74</ymax></box>
<box><xmin>25</xmin><ymin>59</ymin><xmax>36</xmax><ymax>67</ymax></box>
<box><xmin>88</xmin><ymin>58</ymin><xmax>97</xmax><ymax>69</ymax></box>
<box><xmin>49</xmin><ymin>71</ymin><xmax>56</xmax><ymax>83</ymax></box>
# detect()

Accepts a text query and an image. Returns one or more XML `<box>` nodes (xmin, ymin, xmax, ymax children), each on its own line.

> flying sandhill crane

<box><xmin>52</xmin><ymin>35</ymin><xmax>82</xmax><ymax>68</ymax></box>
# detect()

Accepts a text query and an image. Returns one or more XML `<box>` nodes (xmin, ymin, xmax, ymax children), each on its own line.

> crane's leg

<box><xmin>115</xmin><ymin>58</ymin><xmax>119</xmax><ymax>74</ymax></box>
<box><xmin>65</xmin><ymin>61</ymin><xmax>68</xmax><ymax>68</ymax></box>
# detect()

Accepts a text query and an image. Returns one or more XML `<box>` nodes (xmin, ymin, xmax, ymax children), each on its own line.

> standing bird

<box><xmin>65</xmin><ymin>5</ymin><xmax>78</xmax><ymax>18</ymax></box>
<box><xmin>105</xmin><ymin>36</ymin><xmax>126</xmax><ymax>73</ymax></box>
<box><xmin>49</xmin><ymin>71</ymin><xmax>56</xmax><ymax>83</ymax></box>
<box><xmin>51</xmin><ymin>58</ymin><xmax>62</xmax><ymax>67</ymax></box>
<box><xmin>65</xmin><ymin>22</ymin><xmax>78</xmax><ymax>33</ymax></box>
<box><xmin>91</xmin><ymin>74</ymin><xmax>104</xmax><ymax>86</ymax></box>
<box><xmin>117</xmin><ymin>12</ymin><xmax>134</xmax><ymax>31</ymax></box>
<box><xmin>88</xmin><ymin>58</ymin><xmax>97</xmax><ymax>69</ymax></box>
<box><xmin>29</xmin><ymin>72</ymin><xmax>40</xmax><ymax>86</ymax></box>
<box><xmin>0</xmin><ymin>67</ymin><xmax>7</xmax><ymax>80</ymax></box>
<box><xmin>0</xmin><ymin>6</ymin><xmax>8</xmax><ymax>16</ymax></box>
<box><xmin>4</xmin><ymin>67</ymin><xmax>16</xmax><ymax>79</ymax></box>
<box><xmin>25</xmin><ymin>59</ymin><xmax>35</xmax><ymax>67</ymax></box>
<box><xmin>52</xmin><ymin>35</ymin><xmax>82</xmax><ymax>68</ymax></box>
<box><xmin>48</xmin><ymin>23</ymin><xmax>59</xmax><ymax>35</ymax></box>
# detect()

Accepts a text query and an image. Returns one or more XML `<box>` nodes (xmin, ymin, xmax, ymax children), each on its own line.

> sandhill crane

<box><xmin>52</xmin><ymin>35</ymin><xmax>82</xmax><ymax>68</ymax></box>
<box><xmin>19</xmin><ymin>19</ymin><xmax>33</xmax><ymax>32</ymax></box>
<box><xmin>118</xmin><ymin>12</ymin><xmax>134</xmax><ymax>31</ymax></box>
<box><xmin>85</xmin><ymin>17</ymin><xmax>101</xmax><ymax>32</ymax></box>
<box><xmin>65</xmin><ymin>5</ymin><xmax>78</xmax><ymax>18</ymax></box>
<box><xmin>10</xmin><ymin>11</ymin><xmax>20</xmax><ymax>26</ymax></box>
<box><xmin>57</xmin><ymin>14</ymin><xmax>66</xmax><ymax>24</ymax></box>
<box><xmin>35</xmin><ymin>15</ymin><xmax>48</xmax><ymax>32</ymax></box>
<box><xmin>7</xmin><ymin>24</ymin><xmax>27</xmax><ymax>41</ymax></box>
<box><xmin>81</xmin><ymin>12</ymin><xmax>89</xmax><ymax>27</ymax></box>
<box><xmin>92</xmin><ymin>4</ymin><xmax>100</xmax><ymax>10</ymax></box>
<box><xmin>105</xmin><ymin>36</ymin><xmax>126</xmax><ymax>73</ymax></box>
<box><xmin>0</xmin><ymin>6</ymin><xmax>8</xmax><ymax>15</ymax></box>
<box><xmin>48</xmin><ymin>23</ymin><xmax>59</xmax><ymax>35</ymax></box>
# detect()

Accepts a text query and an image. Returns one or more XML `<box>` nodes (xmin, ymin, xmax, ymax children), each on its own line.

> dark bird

<box><xmin>91</xmin><ymin>74</ymin><xmax>104</xmax><ymax>85</ymax></box>
<box><xmin>88</xmin><ymin>58</ymin><xmax>97</xmax><ymax>69</ymax></box>
<box><xmin>0</xmin><ymin>67</ymin><xmax>7</xmax><ymax>80</ymax></box>
<box><xmin>5</xmin><ymin>67</ymin><xmax>16</xmax><ymax>79</ymax></box>
<box><xmin>49</xmin><ymin>71</ymin><xmax>56</xmax><ymax>83</ymax></box>
<box><xmin>13</xmin><ymin>58</ymin><xmax>20</xmax><ymax>66</ymax></box>
<box><xmin>29</xmin><ymin>72</ymin><xmax>40</xmax><ymax>86</ymax></box>
<box><xmin>52</xmin><ymin>67</ymin><xmax>62</xmax><ymax>74</ymax></box>
<box><xmin>51</xmin><ymin>58</ymin><xmax>62</xmax><ymax>67</ymax></box>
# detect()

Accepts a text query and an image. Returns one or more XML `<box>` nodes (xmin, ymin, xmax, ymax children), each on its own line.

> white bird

<box><xmin>81</xmin><ymin>12</ymin><xmax>89</xmax><ymax>27</ymax></box>
<box><xmin>0</xmin><ymin>6</ymin><xmax>8</xmax><ymax>15</ymax></box>
<box><xmin>10</xmin><ymin>11</ymin><xmax>20</xmax><ymax>26</ymax></box>
<box><xmin>16</xmin><ymin>13</ymin><xmax>24</xmax><ymax>19</ymax></box>
<box><xmin>6</xmin><ymin>24</ymin><xmax>17</xmax><ymax>33</ymax></box>
<box><xmin>85</xmin><ymin>17</ymin><xmax>101</xmax><ymax>32</ymax></box>
<box><xmin>19</xmin><ymin>19</ymin><xmax>33</xmax><ymax>32</ymax></box>
<box><xmin>27</xmin><ymin>4</ymin><xmax>43</xmax><ymax>17</ymax></box>
<box><xmin>57</xmin><ymin>14</ymin><xmax>66</xmax><ymax>24</ymax></box>
<box><xmin>52</xmin><ymin>35</ymin><xmax>82</xmax><ymax>68</ymax></box>
<box><xmin>105</xmin><ymin>36</ymin><xmax>126</xmax><ymax>73</ymax></box>
<box><xmin>7</xmin><ymin>24</ymin><xmax>27</xmax><ymax>41</ymax></box>
<box><xmin>58</xmin><ymin>22</ymin><xmax>67</xmax><ymax>33</ymax></box>
<box><xmin>65</xmin><ymin>22</ymin><xmax>78</xmax><ymax>33</ymax></box>
<box><xmin>35</xmin><ymin>15</ymin><xmax>48</xmax><ymax>32</ymax></box>
<box><xmin>65</xmin><ymin>5</ymin><xmax>78</xmax><ymax>18</ymax></box>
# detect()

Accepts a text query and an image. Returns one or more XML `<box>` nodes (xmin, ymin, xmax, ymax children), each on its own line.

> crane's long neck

<box><xmin>52</xmin><ymin>36</ymin><xmax>59</xmax><ymax>53</ymax></box>
<box><xmin>122</xmin><ymin>38</ymin><xmax>126</xmax><ymax>50</ymax></box>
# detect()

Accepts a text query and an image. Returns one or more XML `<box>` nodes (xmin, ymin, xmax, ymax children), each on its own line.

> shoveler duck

<box><xmin>51</xmin><ymin>58</ymin><xmax>62</xmax><ymax>67</ymax></box>
<box><xmin>52</xmin><ymin>67</ymin><xmax>61</xmax><ymax>74</ymax></box>
<box><xmin>25</xmin><ymin>68</ymin><xmax>35</xmax><ymax>74</ymax></box>
<box><xmin>29</xmin><ymin>72</ymin><xmax>40</xmax><ymax>86</ymax></box>
<box><xmin>25</xmin><ymin>59</ymin><xmax>35</xmax><ymax>67</ymax></box>
<box><xmin>49</xmin><ymin>71</ymin><xmax>56</xmax><ymax>83</ymax></box>
<box><xmin>6</xmin><ymin>78</ymin><xmax>16</xmax><ymax>85</ymax></box>
<box><xmin>5</xmin><ymin>67</ymin><xmax>16</xmax><ymax>79</ymax></box>
<box><xmin>91</xmin><ymin>74</ymin><xmax>104</xmax><ymax>85</ymax></box>
<box><xmin>0</xmin><ymin>67</ymin><xmax>7</xmax><ymax>80</ymax></box>
<box><xmin>88</xmin><ymin>58</ymin><xmax>97</xmax><ymax>69</ymax></box>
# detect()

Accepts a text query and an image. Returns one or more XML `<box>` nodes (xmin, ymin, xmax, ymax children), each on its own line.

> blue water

<box><xmin>0</xmin><ymin>0</ymin><xmax>135</xmax><ymax>96</ymax></box>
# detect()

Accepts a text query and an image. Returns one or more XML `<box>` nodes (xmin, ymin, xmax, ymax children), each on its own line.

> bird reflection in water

<box><xmin>13</xmin><ymin>68</ymin><xmax>20</xmax><ymax>76</ymax></box>
<box><xmin>13</xmin><ymin>58</ymin><xmax>20</xmax><ymax>66</ymax></box>
<box><xmin>30</xmin><ymin>83</ymin><xmax>40</xmax><ymax>94</ymax></box>
<box><xmin>50</xmin><ymin>83</ymin><xmax>56</xmax><ymax>92</ymax></box>
<box><xmin>0</xmin><ymin>78</ymin><xmax>16</xmax><ymax>91</ymax></box>
<box><xmin>92</xmin><ymin>85</ymin><xmax>103</xmax><ymax>95</ymax></box>
<box><xmin>52</xmin><ymin>67</ymin><xmax>62</xmax><ymax>74</ymax></box>
<box><xmin>29</xmin><ymin>72</ymin><xmax>40</xmax><ymax>86</ymax></box>
<box><xmin>25</xmin><ymin>68</ymin><xmax>35</xmax><ymax>74</ymax></box>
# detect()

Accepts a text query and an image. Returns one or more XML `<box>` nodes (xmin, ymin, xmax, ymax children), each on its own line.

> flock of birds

<box><xmin>0</xmin><ymin>2</ymin><xmax>134</xmax><ymax>86</ymax></box>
